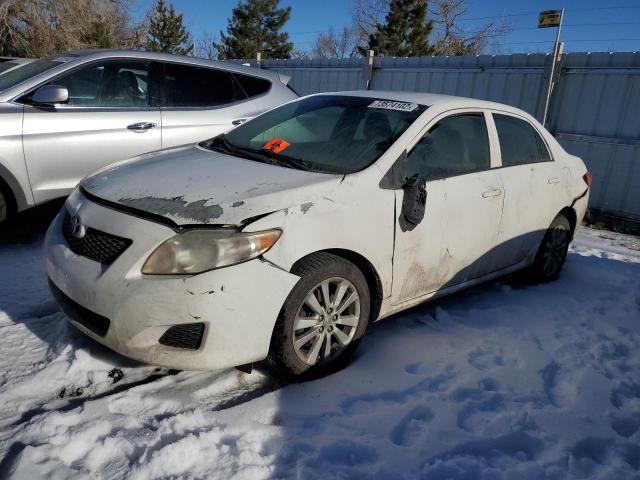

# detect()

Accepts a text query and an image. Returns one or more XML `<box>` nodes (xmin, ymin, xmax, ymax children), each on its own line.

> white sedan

<box><xmin>45</xmin><ymin>91</ymin><xmax>591</xmax><ymax>378</ymax></box>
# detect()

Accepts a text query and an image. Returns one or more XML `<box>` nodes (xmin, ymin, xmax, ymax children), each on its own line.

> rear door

<box><xmin>490</xmin><ymin>112</ymin><xmax>564</xmax><ymax>267</ymax></box>
<box><xmin>391</xmin><ymin>111</ymin><xmax>505</xmax><ymax>304</ymax></box>
<box><xmin>22</xmin><ymin>60</ymin><xmax>161</xmax><ymax>203</ymax></box>
<box><xmin>158</xmin><ymin>62</ymin><xmax>266</xmax><ymax>147</ymax></box>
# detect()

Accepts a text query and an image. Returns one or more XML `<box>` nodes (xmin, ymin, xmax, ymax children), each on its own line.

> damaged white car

<box><xmin>45</xmin><ymin>91</ymin><xmax>591</xmax><ymax>378</ymax></box>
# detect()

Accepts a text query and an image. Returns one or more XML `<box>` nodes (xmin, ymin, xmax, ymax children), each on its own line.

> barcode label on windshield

<box><xmin>368</xmin><ymin>100</ymin><xmax>419</xmax><ymax>112</ymax></box>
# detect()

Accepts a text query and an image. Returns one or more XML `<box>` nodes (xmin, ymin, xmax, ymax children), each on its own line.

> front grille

<box><xmin>49</xmin><ymin>279</ymin><xmax>111</xmax><ymax>337</ymax></box>
<box><xmin>159</xmin><ymin>323</ymin><xmax>205</xmax><ymax>350</ymax></box>
<box><xmin>62</xmin><ymin>212</ymin><xmax>132</xmax><ymax>265</ymax></box>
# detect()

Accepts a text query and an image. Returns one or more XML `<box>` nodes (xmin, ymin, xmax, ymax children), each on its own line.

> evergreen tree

<box><xmin>363</xmin><ymin>0</ymin><xmax>434</xmax><ymax>57</ymax></box>
<box><xmin>145</xmin><ymin>0</ymin><xmax>191</xmax><ymax>55</ymax></box>
<box><xmin>215</xmin><ymin>0</ymin><xmax>293</xmax><ymax>59</ymax></box>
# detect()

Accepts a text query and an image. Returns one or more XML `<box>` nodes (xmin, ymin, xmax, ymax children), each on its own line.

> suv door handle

<box><xmin>482</xmin><ymin>188</ymin><xmax>503</xmax><ymax>198</ymax></box>
<box><xmin>548</xmin><ymin>177</ymin><xmax>561</xmax><ymax>184</ymax></box>
<box><xmin>127</xmin><ymin>122</ymin><xmax>157</xmax><ymax>132</ymax></box>
<box><xmin>232</xmin><ymin>118</ymin><xmax>248</xmax><ymax>126</ymax></box>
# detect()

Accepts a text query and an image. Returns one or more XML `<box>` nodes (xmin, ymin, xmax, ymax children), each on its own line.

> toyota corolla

<box><xmin>45</xmin><ymin>91</ymin><xmax>591</xmax><ymax>378</ymax></box>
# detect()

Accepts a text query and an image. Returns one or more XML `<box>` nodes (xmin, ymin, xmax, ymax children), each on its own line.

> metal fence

<box><xmin>230</xmin><ymin>52</ymin><xmax>640</xmax><ymax>223</ymax></box>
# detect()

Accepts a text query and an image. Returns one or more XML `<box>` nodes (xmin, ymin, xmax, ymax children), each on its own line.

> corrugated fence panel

<box><xmin>262</xmin><ymin>58</ymin><xmax>365</xmax><ymax>95</ymax></box>
<box><xmin>370</xmin><ymin>54</ymin><xmax>547</xmax><ymax>117</ymax></box>
<box><xmin>550</xmin><ymin>52</ymin><xmax>640</xmax><ymax>220</ymax></box>
<box><xmin>224</xmin><ymin>52</ymin><xmax>640</xmax><ymax>222</ymax></box>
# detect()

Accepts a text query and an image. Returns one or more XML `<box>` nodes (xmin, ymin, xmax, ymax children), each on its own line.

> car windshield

<box><xmin>0</xmin><ymin>55</ymin><xmax>75</xmax><ymax>93</ymax></box>
<box><xmin>203</xmin><ymin>95</ymin><xmax>426</xmax><ymax>174</ymax></box>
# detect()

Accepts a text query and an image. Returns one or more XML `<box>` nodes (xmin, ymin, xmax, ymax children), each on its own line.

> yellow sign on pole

<box><xmin>539</xmin><ymin>10</ymin><xmax>562</xmax><ymax>28</ymax></box>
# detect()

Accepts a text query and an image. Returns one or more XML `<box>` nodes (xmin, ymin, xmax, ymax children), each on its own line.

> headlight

<box><xmin>142</xmin><ymin>229</ymin><xmax>281</xmax><ymax>275</ymax></box>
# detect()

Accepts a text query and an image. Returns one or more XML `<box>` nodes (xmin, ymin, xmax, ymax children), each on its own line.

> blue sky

<box><xmin>132</xmin><ymin>0</ymin><xmax>640</xmax><ymax>54</ymax></box>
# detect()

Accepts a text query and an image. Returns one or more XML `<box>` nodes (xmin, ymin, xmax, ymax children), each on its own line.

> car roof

<box><xmin>66</xmin><ymin>49</ymin><xmax>286</xmax><ymax>84</ymax></box>
<box><xmin>313</xmin><ymin>89</ymin><xmax>525</xmax><ymax>115</ymax></box>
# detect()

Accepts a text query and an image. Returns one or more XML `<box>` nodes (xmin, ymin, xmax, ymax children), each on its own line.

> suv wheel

<box><xmin>0</xmin><ymin>189</ymin><xmax>8</xmax><ymax>224</ymax></box>
<box><xmin>268</xmin><ymin>253</ymin><xmax>370</xmax><ymax>379</ymax></box>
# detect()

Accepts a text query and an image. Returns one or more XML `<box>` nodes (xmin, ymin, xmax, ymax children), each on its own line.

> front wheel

<box><xmin>526</xmin><ymin>214</ymin><xmax>572</xmax><ymax>282</ymax></box>
<box><xmin>268</xmin><ymin>253</ymin><xmax>370</xmax><ymax>379</ymax></box>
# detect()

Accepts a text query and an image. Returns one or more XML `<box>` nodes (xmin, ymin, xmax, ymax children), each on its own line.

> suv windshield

<box><xmin>0</xmin><ymin>55</ymin><xmax>76</xmax><ymax>94</ymax></box>
<box><xmin>203</xmin><ymin>95</ymin><xmax>426</xmax><ymax>174</ymax></box>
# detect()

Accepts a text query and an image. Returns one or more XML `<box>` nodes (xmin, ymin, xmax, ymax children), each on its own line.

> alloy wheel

<box><xmin>292</xmin><ymin>277</ymin><xmax>361</xmax><ymax>366</ymax></box>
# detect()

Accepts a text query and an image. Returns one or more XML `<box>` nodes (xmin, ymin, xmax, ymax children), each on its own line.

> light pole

<box><xmin>539</xmin><ymin>8</ymin><xmax>564</xmax><ymax>128</ymax></box>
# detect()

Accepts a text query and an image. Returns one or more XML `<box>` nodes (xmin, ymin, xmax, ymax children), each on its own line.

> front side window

<box><xmin>407</xmin><ymin>113</ymin><xmax>491</xmax><ymax>180</ymax></box>
<box><xmin>0</xmin><ymin>55</ymin><xmax>76</xmax><ymax>93</ymax></box>
<box><xmin>494</xmin><ymin>114</ymin><xmax>551</xmax><ymax>166</ymax></box>
<box><xmin>204</xmin><ymin>95</ymin><xmax>426</xmax><ymax>174</ymax></box>
<box><xmin>162</xmin><ymin>63</ymin><xmax>244</xmax><ymax>108</ymax></box>
<box><xmin>43</xmin><ymin>61</ymin><xmax>150</xmax><ymax>107</ymax></box>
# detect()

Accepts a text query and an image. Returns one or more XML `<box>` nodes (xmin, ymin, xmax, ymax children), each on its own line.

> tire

<box><xmin>268</xmin><ymin>252</ymin><xmax>370</xmax><ymax>379</ymax></box>
<box><xmin>526</xmin><ymin>214</ymin><xmax>572</xmax><ymax>283</ymax></box>
<box><xmin>0</xmin><ymin>188</ymin><xmax>7</xmax><ymax>224</ymax></box>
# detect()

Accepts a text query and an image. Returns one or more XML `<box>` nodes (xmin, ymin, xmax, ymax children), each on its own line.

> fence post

<box><xmin>363</xmin><ymin>50</ymin><xmax>374</xmax><ymax>90</ymax></box>
<box><xmin>256</xmin><ymin>51</ymin><xmax>262</xmax><ymax>69</ymax></box>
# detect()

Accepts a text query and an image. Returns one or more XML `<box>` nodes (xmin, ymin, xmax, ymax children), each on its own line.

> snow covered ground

<box><xmin>1</xmin><ymin>210</ymin><xmax>639</xmax><ymax>479</ymax></box>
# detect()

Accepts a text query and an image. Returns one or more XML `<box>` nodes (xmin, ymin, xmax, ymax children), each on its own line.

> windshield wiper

<box><xmin>207</xmin><ymin>135</ymin><xmax>312</xmax><ymax>171</ymax></box>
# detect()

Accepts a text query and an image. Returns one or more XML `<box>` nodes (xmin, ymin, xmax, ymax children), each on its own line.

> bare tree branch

<box><xmin>312</xmin><ymin>26</ymin><xmax>356</xmax><ymax>59</ymax></box>
<box><xmin>429</xmin><ymin>0</ymin><xmax>510</xmax><ymax>55</ymax></box>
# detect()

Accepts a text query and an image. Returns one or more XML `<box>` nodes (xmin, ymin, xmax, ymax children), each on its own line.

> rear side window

<box><xmin>161</xmin><ymin>63</ymin><xmax>245</xmax><ymax>108</ymax></box>
<box><xmin>408</xmin><ymin>113</ymin><xmax>491</xmax><ymax>180</ymax></box>
<box><xmin>494</xmin><ymin>114</ymin><xmax>551</xmax><ymax>166</ymax></box>
<box><xmin>233</xmin><ymin>73</ymin><xmax>271</xmax><ymax>98</ymax></box>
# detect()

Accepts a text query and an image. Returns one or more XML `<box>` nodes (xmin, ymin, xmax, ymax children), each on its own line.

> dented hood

<box><xmin>81</xmin><ymin>145</ymin><xmax>341</xmax><ymax>226</ymax></box>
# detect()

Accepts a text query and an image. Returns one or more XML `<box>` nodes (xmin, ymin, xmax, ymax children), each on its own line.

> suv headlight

<box><xmin>142</xmin><ymin>229</ymin><xmax>281</xmax><ymax>275</ymax></box>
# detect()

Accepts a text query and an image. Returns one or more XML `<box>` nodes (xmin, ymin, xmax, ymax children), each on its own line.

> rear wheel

<box><xmin>526</xmin><ymin>214</ymin><xmax>571</xmax><ymax>282</ymax></box>
<box><xmin>268</xmin><ymin>253</ymin><xmax>370</xmax><ymax>379</ymax></box>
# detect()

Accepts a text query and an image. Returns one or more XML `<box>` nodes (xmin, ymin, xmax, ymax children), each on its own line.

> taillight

<box><xmin>583</xmin><ymin>171</ymin><xmax>592</xmax><ymax>187</ymax></box>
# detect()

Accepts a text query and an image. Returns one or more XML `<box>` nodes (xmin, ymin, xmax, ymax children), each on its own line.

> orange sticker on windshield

<box><xmin>262</xmin><ymin>138</ymin><xmax>290</xmax><ymax>154</ymax></box>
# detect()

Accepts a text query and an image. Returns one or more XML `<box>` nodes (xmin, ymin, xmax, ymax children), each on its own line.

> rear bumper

<box><xmin>45</xmin><ymin>190</ymin><xmax>300</xmax><ymax>371</ymax></box>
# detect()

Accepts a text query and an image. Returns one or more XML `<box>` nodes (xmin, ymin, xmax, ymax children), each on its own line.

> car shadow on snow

<box><xmin>266</xmin><ymin>237</ymin><xmax>640</xmax><ymax>478</ymax></box>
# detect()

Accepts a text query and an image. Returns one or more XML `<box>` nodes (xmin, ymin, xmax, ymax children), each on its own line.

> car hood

<box><xmin>81</xmin><ymin>145</ymin><xmax>342</xmax><ymax>226</ymax></box>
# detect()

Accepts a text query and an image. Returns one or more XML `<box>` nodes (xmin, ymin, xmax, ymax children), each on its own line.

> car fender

<box><xmin>244</xmin><ymin>164</ymin><xmax>395</xmax><ymax>301</ymax></box>
<box><xmin>0</xmin><ymin>104</ymin><xmax>33</xmax><ymax>210</ymax></box>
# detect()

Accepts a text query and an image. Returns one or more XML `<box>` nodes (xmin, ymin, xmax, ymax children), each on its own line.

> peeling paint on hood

<box><xmin>81</xmin><ymin>145</ymin><xmax>341</xmax><ymax>225</ymax></box>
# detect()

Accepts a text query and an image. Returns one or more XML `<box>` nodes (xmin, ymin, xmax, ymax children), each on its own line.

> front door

<box><xmin>392</xmin><ymin>112</ymin><xmax>504</xmax><ymax>305</ymax></box>
<box><xmin>22</xmin><ymin>60</ymin><xmax>161</xmax><ymax>203</ymax></box>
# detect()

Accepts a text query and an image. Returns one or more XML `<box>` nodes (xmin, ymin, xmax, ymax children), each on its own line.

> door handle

<box><xmin>548</xmin><ymin>177</ymin><xmax>561</xmax><ymax>184</ymax></box>
<box><xmin>232</xmin><ymin>118</ymin><xmax>248</xmax><ymax>126</ymax></box>
<box><xmin>482</xmin><ymin>189</ymin><xmax>503</xmax><ymax>198</ymax></box>
<box><xmin>127</xmin><ymin>122</ymin><xmax>157</xmax><ymax>132</ymax></box>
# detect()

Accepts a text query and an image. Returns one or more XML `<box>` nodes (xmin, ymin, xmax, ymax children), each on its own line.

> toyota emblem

<box><xmin>70</xmin><ymin>214</ymin><xmax>86</xmax><ymax>239</ymax></box>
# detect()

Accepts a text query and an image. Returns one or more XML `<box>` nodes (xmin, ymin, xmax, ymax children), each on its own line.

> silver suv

<box><xmin>0</xmin><ymin>50</ymin><xmax>297</xmax><ymax>223</ymax></box>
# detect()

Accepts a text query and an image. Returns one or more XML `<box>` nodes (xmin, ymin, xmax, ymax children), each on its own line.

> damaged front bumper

<box><xmin>45</xmin><ymin>190</ymin><xmax>299</xmax><ymax>371</ymax></box>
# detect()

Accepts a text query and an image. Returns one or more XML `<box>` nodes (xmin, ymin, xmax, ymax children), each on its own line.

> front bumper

<box><xmin>45</xmin><ymin>190</ymin><xmax>299</xmax><ymax>371</ymax></box>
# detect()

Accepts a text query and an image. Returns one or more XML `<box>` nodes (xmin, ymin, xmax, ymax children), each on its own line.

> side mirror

<box><xmin>401</xmin><ymin>174</ymin><xmax>427</xmax><ymax>227</ymax></box>
<box><xmin>31</xmin><ymin>85</ymin><xmax>69</xmax><ymax>105</ymax></box>
<box><xmin>379</xmin><ymin>150</ymin><xmax>427</xmax><ymax>229</ymax></box>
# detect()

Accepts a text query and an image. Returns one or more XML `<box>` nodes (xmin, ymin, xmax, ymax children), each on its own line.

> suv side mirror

<box><xmin>31</xmin><ymin>85</ymin><xmax>69</xmax><ymax>105</ymax></box>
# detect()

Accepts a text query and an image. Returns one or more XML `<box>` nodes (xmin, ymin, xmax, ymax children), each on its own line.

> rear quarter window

<box><xmin>233</xmin><ymin>73</ymin><xmax>271</xmax><ymax>98</ymax></box>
